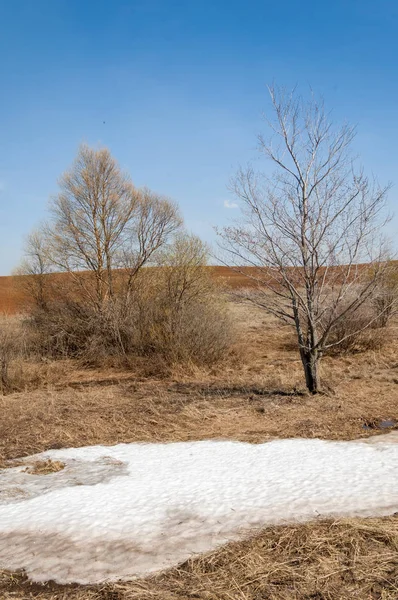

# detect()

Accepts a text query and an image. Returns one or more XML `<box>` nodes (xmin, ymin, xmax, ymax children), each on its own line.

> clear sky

<box><xmin>0</xmin><ymin>0</ymin><xmax>397</xmax><ymax>275</ymax></box>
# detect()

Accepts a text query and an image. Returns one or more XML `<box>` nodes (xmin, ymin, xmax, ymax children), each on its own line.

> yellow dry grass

<box><xmin>1</xmin><ymin>302</ymin><xmax>397</xmax><ymax>460</ymax></box>
<box><xmin>0</xmin><ymin>300</ymin><xmax>397</xmax><ymax>599</ymax></box>
<box><xmin>23</xmin><ymin>459</ymin><xmax>65</xmax><ymax>475</ymax></box>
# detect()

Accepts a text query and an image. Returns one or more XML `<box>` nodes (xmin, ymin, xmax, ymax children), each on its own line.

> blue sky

<box><xmin>0</xmin><ymin>0</ymin><xmax>397</xmax><ymax>274</ymax></box>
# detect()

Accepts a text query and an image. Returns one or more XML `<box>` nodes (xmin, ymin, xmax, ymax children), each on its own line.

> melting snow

<box><xmin>0</xmin><ymin>435</ymin><xmax>397</xmax><ymax>584</ymax></box>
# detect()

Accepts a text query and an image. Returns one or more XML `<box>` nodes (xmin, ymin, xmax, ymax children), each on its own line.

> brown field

<box><xmin>0</xmin><ymin>275</ymin><xmax>25</xmax><ymax>314</ymax></box>
<box><xmin>0</xmin><ymin>266</ymin><xmax>303</xmax><ymax>314</ymax></box>
<box><xmin>0</xmin><ymin>268</ymin><xmax>255</xmax><ymax>314</ymax></box>
<box><xmin>0</xmin><ymin>295</ymin><xmax>397</xmax><ymax>598</ymax></box>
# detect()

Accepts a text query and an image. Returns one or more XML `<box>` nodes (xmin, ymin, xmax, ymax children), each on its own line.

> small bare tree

<box><xmin>14</xmin><ymin>230</ymin><xmax>52</xmax><ymax>310</ymax></box>
<box><xmin>218</xmin><ymin>86</ymin><xmax>391</xmax><ymax>393</ymax></box>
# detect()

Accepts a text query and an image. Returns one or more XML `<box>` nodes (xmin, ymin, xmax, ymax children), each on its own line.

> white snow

<box><xmin>0</xmin><ymin>434</ymin><xmax>397</xmax><ymax>584</ymax></box>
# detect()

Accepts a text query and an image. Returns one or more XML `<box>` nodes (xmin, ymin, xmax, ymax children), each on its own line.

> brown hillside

<box><xmin>1</xmin><ymin>262</ymin><xmax>395</xmax><ymax>314</ymax></box>
<box><xmin>0</xmin><ymin>276</ymin><xmax>25</xmax><ymax>314</ymax></box>
<box><xmin>0</xmin><ymin>268</ymin><xmax>261</xmax><ymax>314</ymax></box>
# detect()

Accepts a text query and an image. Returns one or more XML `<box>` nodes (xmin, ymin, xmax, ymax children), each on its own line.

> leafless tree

<box><xmin>25</xmin><ymin>145</ymin><xmax>181</xmax><ymax>312</ymax></box>
<box><xmin>14</xmin><ymin>230</ymin><xmax>52</xmax><ymax>310</ymax></box>
<box><xmin>218</xmin><ymin>85</ymin><xmax>391</xmax><ymax>393</ymax></box>
<box><xmin>17</xmin><ymin>147</ymin><xmax>232</xmax><ymax>366</ymax></box>
<box><xmin>121</xmin><ymin>187</ymin><xmax>183</xmax><ymax>300</ymax></box>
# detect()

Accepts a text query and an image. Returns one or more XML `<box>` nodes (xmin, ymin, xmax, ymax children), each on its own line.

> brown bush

<box><xmin>0</xmin><ymin>316</ymin><xmax>66</xmax><ymax>394</ymax></box>
<box><xmin>369</xmin><ymin>261</ymin><xmax>398</xmax><ymax>328</ymax></box>
<box><xmin>372</xmin><ymin>289</ymin><xmax>398</xmax><ymax>328</ymax></box>
<box><xmin>0</xmin><ymin>317</ymin><xmax>30</xmax><ymax>394</ymax></box>
<box><xmin>27</xmin><ymin>271</ymin><xmax>232</xmax><ymax>370</ymax></box>
<box><xmin>325</xmin><ymin>305</ymin><xmax>387</xmax><ymax>355</ymax></box>
<box><xmin>131</xmin><ymin>287</ymin><xmax>232</xmax><ymax>367</ymax></box>
<box><xmin>26</xmin><ymin>301</ymin><xmax>115</xmax><ymax>361</ymax></box>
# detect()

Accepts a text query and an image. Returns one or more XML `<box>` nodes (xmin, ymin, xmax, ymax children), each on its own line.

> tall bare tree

<box><xmin>218</xmin><ymin>86</ymin><xmax>391</xmax><ymax>393</ymax></box>
<box><xmin>28</xmin><ymin>144</ymin><xmax>181</xmax><ymax>311</ymax></box>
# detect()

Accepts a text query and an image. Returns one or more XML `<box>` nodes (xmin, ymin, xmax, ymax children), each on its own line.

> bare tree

<box><xmin>122</xmin><ymin>187</ymin><xmax>183</xmax><ymax>299</ymax></box>
<box><xmin>45</xmin><ymin>145</ymin><xmax>136</xmax><ymax>309</ymax></box>
<box><xmin>218</xmin><ymin>86</ymin><xmax>391</xmax><ymax>393</ymax></box>
<box><xmin>27</xmin><ymin>144</ymin><xmax>181</xmax><ymax>312</ymax></box>
<box><xmin>14</xmin><ymin>230</ymin><xmax>52</xmax><ymax>310</ymax></box>
<box><xmin>17</xmin><ymin>147</ymin><xmax>232</xmax><ymax>366</ymax></box>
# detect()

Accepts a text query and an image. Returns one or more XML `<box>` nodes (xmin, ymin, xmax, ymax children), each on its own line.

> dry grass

<box><xmin>1</xmin><ymin>517</ymin><xmax>397</xmax><ymax>599</ymax></box>
<box><xmin>0</xmin><ymin>302</ymin><xmax>397</xmax><ymax>461</ymax></box>
<box><xmin>23</xmin><ymin>459</ymin><xmax>65</xmax><ymax>475</ymax></box>
<box><xmin>0</xmin><ymin>300</ymin><xmax>397</xmax><ymax>598</ymax></box>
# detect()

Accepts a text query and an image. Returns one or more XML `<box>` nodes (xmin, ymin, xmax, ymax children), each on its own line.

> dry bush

<box><xmin>144</xmin><ymin>296</ymin><xmax>231</xmax><ymax>367</ymax></box>
<box><xmin>20</xmin><ymin>226</ymin><xmax>233</xmax><ymax>370</ymax></box>
<box><xmin>326</xmin><ymin>313</ymin><xmax>386</xmax><ymax>355</ymax></box>
<box><xmin>372</xmin><ymin>265</ymin><xmax>398</xmax><ymax>327</ymax></box>
<box><xmin>0</xmin><ymin>317</ymin><xmax>30</xmax><ymax>394</ymax></box>
<box><xmin>26</xmin><ymin>301</ymin><xmax>115</xmax><ymax>361</ymax></box>
<box><xmin>126</xmin><ymin>262</ymin><xmax>232</xmax><ymax>367</ymax></box>
<box><xmin>0</xmin><ymin>316</ymin><xmax>72</xmax><ymax>395</ymax></box>
<box><xmin>325</xmin><ymin>300</ymin><xmax>390</xmax><ymax>355</ymax></box>
<box><xmin>27</xmin><ymin>273</ymin><xmax>232</xmax><ymax>370</ymax></box>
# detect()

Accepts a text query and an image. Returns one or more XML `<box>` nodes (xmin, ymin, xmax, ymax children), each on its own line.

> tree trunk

<box><xmin>300</xmin><ymin>348</ymin><xmax>320</xmax><ymax>394</ymax></box>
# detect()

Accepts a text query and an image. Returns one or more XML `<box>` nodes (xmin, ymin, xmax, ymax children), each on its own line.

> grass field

<box><xmin>0</xmin><ymin>289</ymin><xmax>397</xmax><ymax>598</ymax></box>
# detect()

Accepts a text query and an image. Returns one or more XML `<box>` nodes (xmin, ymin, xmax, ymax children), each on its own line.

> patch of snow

<box><xmin>0</xmin><ymin>435</ymin><xmax>397</xmax><ymax>584</ymax></box>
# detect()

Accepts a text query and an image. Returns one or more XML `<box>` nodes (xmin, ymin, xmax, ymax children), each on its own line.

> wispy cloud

<box><xmin>223</xmin><ymin>199</ymin><xmax>238</xmax><ymax>209</ymax></box>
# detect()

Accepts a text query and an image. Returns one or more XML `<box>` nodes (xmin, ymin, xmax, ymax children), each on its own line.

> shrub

<box><xmin>372</xmin><ymin>291</ymin><xmax>397</xmax><ymax>328</ymax></box>
<box><xmin>324</xmin><ymin>305</ymin><xmax>386</xmax><ymax>355</ymax></box>
<box><xmin>0</xmin><ymin>317</ymin><xmax>29</xmax><ymax>393</ymax></box>
<box><xmin>27</xmin><ymin>269</ymin><xmax>233</xmax><ymax>369</ymax></box>
<box><xmin>130</xmin><ymin>281</ymin><xmax>231</xmax><ymax>366</ymax></box>
<box><xmin>25</xmin><ymin>234</ymin><xmax>234</xmax><ymax>369</ymax></box>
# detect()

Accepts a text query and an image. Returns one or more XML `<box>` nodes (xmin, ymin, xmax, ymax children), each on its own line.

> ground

<box><xmin>0</xmin><ymin>299</ymin><xmax>397</xmax><ymax>599</ymax></box>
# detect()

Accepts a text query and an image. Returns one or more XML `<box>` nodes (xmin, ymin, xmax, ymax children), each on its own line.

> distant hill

<box><xmin>0</xmin><ymin>275</ymin><xmax>25</xmax><ymax>314</ymax></box>
<box><xmin>2</xmin><ymin>263</ymin><xmax>395</xmax><ymax>314</ymax></box>
<box><xmin>0</xmin><ymin>267</ymin><xmax>261</xmax><ymax>314</ymax></box>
